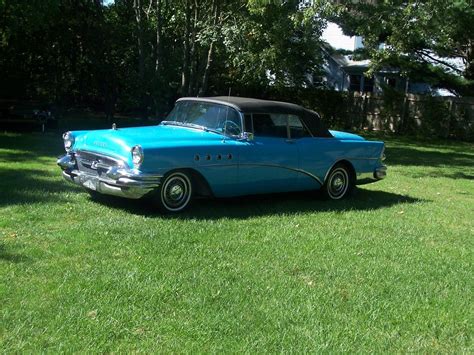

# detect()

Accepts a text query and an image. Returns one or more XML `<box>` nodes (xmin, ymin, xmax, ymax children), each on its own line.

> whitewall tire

<box><xmin>323</xmin><ymin>163</ymin><xmax>354</xmax><ymax>200</ymax></box>
<box><xmin>155</xmin><ymin>171</ymin><xmax>193</xmax><ymax>212</ymax></box>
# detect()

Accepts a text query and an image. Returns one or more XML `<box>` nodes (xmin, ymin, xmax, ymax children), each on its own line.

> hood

<box><xmin>329</xmin><ymin>130</ymin><xmax>365</xmax><ymax>141</ymax></box>
<box><xmin>71</xmin><ymin>124</ymin><xmax>224</xmax><ymax>161</ymax></box>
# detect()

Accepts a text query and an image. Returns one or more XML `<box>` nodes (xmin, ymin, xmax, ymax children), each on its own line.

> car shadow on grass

<box><xmin>0</xmin><ymin>132</ymin><xmax>63</xmax><ymax>158</ymax></box>
<box><xmin>0</xmin><ymin>167</ymin><xmax>82</xmax><ymax>207</ymax></box>
<box><xmin>386</xmin><ymin>146</ymin><xmax>474</xmax><ymax>169</ymax></box>
<box><xmin>92</xmin><ymin>188</ymin><xmax>425</xmax><ymax>220</ymax></box>
<box><xmin>386</xmin><ymin>145</ymin><xmax>474</xmax><ymax>180</ymax></box>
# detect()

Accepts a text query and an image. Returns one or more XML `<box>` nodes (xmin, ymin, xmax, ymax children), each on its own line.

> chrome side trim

<box><xmin>241</xmin><ymin>163</ymin><xmax>323</xmax><ymax>185</ymax></box>
<box><xmin>324</xmin><ymin>158</ymin><xmax>376</xmax><ymax>183</ymax></box>
<box><xmin>339</xmin><ymin>156</ymin><xmax>380</xmax><ymax>161</ymax></box>
<box><xmin>196</xmin><ymin>162</ymin><xmax>324</xmax><ymax>186</ymax></box>
<box><xmin>324</xmin><ymin>157</ymin><xmax>384</xmax><ymax>184</ymax></box>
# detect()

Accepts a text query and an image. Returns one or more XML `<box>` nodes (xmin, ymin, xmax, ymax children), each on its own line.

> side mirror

<box><xmin>240</xmin><ymin>132</ymin><xmax>254</xmax><ymax>141</ymax></box>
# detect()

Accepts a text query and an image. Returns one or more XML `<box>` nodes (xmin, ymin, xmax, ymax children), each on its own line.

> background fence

<box><xmin>247</xmin><ymin>88</ymin><xmax>474</xmax><ymax>141</ymax></box>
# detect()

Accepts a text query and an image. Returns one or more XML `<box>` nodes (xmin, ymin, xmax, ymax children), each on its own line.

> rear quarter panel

<box><xmin>296</xmin><ymin>137</ymin><xmax>384</xmax><ymax>190</ymax></box>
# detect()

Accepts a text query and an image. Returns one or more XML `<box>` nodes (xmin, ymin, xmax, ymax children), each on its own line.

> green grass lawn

<box><xmin>0</xmin><ymin>131</ymin><xmax>473</xmax><ymax>352</ymax></box>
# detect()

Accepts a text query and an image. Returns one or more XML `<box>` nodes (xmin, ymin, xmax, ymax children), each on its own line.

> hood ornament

<box><xmin>112</xmin><ymin>123</ymin><xmax>117</xmax><ymax>130</ymax></box>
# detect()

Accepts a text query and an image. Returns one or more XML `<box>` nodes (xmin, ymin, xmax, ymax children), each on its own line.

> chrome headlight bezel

<box><xmin>63</xmin><ymin>131</ymin><xmax>74</xmax><ymax>152</ymax></box>
<box><xmin>131</xmin><ymin>145</ymin><xmax>144</xmax><ymax>167</ymax></box>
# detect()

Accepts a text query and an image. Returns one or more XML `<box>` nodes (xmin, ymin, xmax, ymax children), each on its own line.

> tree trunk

<box><xmin>465</xmin><ymin>39</ymin><xmax>474</xmax><ymax>81</ymax></box>
<box><xmin>199</xmin><ymin>0</ymin><xmax>220</xmax><ymax>96</ymax></box>
<box><xmin>134</xmin><ymin>0</ymin><xmax>145</xmax><ymax>83</ymax></box>
<box><xmin>155</xmin><ymin>0</ymin><xmax>162</xmax><ymax>74</ymax></box>
<box><xmin>188</xmin><ymin>0</ymin><xmax>199</xmax><ymax>95</ymax></box>
<box><xmin>134</xmin><ymin>0</ymin><xmax>147</xmax><ymax>119</ymax></box>
<box><xmin>180</xmin><ymin>0</ymin><xmax>192</xmax><ymax>96</ymax></box>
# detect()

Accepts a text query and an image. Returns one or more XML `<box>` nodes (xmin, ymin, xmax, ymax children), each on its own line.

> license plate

<box><xmin>81</xmin><ymin>176</ymin><xmax>98</xmax><ymax>191</ymax></box>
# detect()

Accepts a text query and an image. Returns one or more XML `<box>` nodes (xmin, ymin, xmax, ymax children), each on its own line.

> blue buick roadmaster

<box><xmin>58</xmin><ymin>97</ymin><xmax>387</xmax><ymax>212</ymax></box>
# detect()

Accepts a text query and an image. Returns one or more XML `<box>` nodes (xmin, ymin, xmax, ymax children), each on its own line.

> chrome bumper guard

<box><xmin>356</xmin><ymin>165</ymin><xmax>387</xmax><ymax>185</ymax></box>
<box><xmin>57</xmin><ymin>154</ymin><xmax>161</xmax><ymax>199</ymax></box>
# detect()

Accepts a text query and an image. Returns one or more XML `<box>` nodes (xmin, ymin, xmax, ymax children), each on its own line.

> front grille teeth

<box><xmin>76</xmin><ymin>151</ymin><xmax>123</xmax><ymax>177</ymax></box>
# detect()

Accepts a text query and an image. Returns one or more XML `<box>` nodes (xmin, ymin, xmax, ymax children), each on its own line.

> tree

<box><xmin>215</xmin><ymin>0</ymin><xmax>326</xmax><ymax>90</ymax></box>
<box><xmin>0</xmin><ymin>0</ymin><xmax>328</xmax><ymax>114</ymax></box>
<box><xmin>329</xmin><ymin>0</ymin><xmax>474</xmax><ymax>94</ymax></box>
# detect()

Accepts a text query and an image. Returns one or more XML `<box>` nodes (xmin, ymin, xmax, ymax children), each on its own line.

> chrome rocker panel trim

<box><xmin>58</xmin><ymin>154</ymin><xmax>162</xmax><ymax>199</ymax></box>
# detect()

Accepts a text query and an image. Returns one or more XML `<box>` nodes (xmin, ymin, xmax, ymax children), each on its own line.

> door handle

<box><xmin>285</xmin><ymin>139</ymin><xmax>295</xmax><ymax>144</ymax></box>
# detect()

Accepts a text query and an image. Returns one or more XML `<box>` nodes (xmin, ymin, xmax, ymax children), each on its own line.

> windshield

<box><xmin>164</xmin><ymin>101</ymin><xmax>242</xmax><ymax>136</ymax></box>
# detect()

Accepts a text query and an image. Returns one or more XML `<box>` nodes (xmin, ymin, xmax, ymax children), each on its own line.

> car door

<box><xmin>237</xmin><ymin>113</ymin><xmax>299</xmax><ymax>195</ymax></box>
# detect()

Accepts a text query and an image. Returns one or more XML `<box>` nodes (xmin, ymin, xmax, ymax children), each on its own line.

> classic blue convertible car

<box><xmin>58</xmin><ymin>97</ymin><xmax>386</xmax><ymax>212</ymax></box>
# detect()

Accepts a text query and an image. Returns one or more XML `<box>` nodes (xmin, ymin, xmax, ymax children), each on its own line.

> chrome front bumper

<box><xmin>356</xmin><ymin>165</ymin><xmax>387</xmax><ymax>185</ymax></box>
<box><xmin>58</xmin><ymin>154</ymin><xmax>162</xmax><ymax>199</ymax></box>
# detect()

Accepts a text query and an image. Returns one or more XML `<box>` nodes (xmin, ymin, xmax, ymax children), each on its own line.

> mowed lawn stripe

<box><xmin>1</xmin><ymin>132</ymin><xmax>473</xmax><ymax>352</ymax></box>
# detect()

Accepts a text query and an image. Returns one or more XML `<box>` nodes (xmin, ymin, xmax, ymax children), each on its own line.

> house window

<box><xmin>386</xmin><ymin>77</ymin><xmax>397</xmax><ymax>88</ymax></box>
<box><xmin>349</xmin><ymin>75</ymin><xmax>361</xmax><ymax>92</ymax></box>
<box><xmin>349</xmin><ymin>74</ymin><xmax>374</xmax><ymax>92</ymax></box>
<box><xmin>363</xmin><ymin>76</ymin><xmax>374</xmax><ymax>92</ymax></box>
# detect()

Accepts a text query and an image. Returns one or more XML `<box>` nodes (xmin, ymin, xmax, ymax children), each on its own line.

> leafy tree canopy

<box><xmin>0</xmin><ymin>0</ymin><xmax>326</xmax><ymax>115</ymax></box>
<box><xmin>329</xmin><ymin>0</ymin><xmax>474</xmax><ymax>95</ymax></box>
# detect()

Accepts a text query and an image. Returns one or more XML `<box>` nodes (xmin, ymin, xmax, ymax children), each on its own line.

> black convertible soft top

<box><xmin>177</xmin><ymin>96</ymin><xmax>333</xmax><ymax>138</ymax></box>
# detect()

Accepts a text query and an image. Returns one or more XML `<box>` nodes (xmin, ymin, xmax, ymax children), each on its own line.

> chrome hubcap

<box><xmin>328</xmin><ymin>168</ymin><xmax>348</xmax><ymax>199</ymax></box>
<box><xmin>161</xmin><ymin>173</ymin><xmax>192</xmax><ymax>211</ymax></box>
<box><xmin>332</xmin><ymin>176</ymin><xmax>344</xmax><ymax>191</ymax></box>
<box><xmin>169</xmin><ymin>184</ymin><xmax>184</xmax><ymax>201</ymax></box>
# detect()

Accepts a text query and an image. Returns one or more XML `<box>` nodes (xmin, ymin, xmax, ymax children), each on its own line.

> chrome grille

<box><xmin>75</xmin><ymin>150</ymin><xmax>122</xmax><ymax>177</ymax></box>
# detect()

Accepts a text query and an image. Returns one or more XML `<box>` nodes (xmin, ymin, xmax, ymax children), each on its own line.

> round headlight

<box><xmin>63</xmin><ymin>132</ymin><xmax>74</xmax><ymax>152</ymax></box>
<box><xmin>131</xmin><ymin>145</ymin><xmax>144</xmax><ymax>167</ymax></box>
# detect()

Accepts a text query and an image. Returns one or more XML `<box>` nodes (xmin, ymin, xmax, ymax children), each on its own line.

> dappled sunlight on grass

<box><xmin>85</xmin><ymin>187</ymin><xmax>425</xmax><ymax>221</ymax></box>
<box><xmin>0</xmin><ymin>132</ymin><xmax>473</xmax><ymax>352</ymax></box>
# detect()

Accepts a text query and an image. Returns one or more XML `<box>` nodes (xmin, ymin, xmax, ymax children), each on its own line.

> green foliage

<box><xmin>0</xmin><ymin>0</ymin><xmax>327</xmax><ymax>114</ymax></box>
<box><xmin>330</xmin><ymin>0</ymin><xmax>474</xmax><ymax>95</ymax></box>
<box><xmin>218</xmin><ymin>1</ymin><xmax>324</xmax><ymax>89</ymax></box>
<box><xmin>2</xmin><ymin>0</ymin><xmax>474</xmax><ymax>121</ymax></box>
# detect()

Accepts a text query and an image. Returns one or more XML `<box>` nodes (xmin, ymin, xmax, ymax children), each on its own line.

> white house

<box><xmin>321</xmin><ymin>23</ymin><xmax>432</xmax><ymax>94</ymax></box>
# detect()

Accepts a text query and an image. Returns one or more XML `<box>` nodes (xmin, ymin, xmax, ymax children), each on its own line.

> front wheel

<box><xmin>153</xmin><ymin>171</ymin><xmax>193</xmax><ymax>213</ymax></box>
<box><xmin>322</xmin><ymin>163</ymin><xmax>354</xmax><ymax>200</ymax></box>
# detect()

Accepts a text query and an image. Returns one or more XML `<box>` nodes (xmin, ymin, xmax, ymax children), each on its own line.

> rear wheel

<box><xmin>154</xmin><ymin>171</ymin><xmax>193</xmax><ymax>213</ymax></box>
<box><xmin>322</xmin><ymin>163</ymin><xmax>354</xmax><ymax>200</ymax></box>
